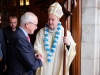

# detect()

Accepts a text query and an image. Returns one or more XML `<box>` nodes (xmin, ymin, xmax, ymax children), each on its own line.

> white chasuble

<box><xmin>34</xmin><ymin>26</ymin><xmax>76</xmax><ymax>75</ymax></box>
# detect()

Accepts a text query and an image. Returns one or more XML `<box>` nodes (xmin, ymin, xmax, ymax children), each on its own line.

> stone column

<box><xmin>81</xmin><ymin>0</ymin><xmax>100</xmax><ymax>75</ymax></box>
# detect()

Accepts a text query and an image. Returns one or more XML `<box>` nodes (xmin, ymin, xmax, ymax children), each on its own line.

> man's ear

<box><xmin>25</xmin><ymin>23</ymin><xmax>29</xmax><ymax>28</ymax></box>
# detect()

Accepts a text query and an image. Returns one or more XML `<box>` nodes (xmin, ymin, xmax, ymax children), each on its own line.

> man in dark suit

<box><xmin>0</xmin><ymin>29</ymin><xmax>6</xmax><ymax>75</ymax></box>
<box><xmin>7</xmin><ymin>12</ymin><xmax>44</xmax><ymax>75</ymax></box>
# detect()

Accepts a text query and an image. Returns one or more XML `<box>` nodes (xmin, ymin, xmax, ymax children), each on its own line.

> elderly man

<box><xmin>6</xmin><ymin>12</ymin><xmax>44</xmax><ymax>75</ymax></box>
<box><xmin>34</xmin><ymin>2</ymin><xmax>76</xmax><ymax>75</ymax></box>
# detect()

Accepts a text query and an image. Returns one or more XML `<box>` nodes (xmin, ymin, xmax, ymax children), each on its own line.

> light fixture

<box><xmin>26</xmin><ymin>0</ymin><xmax>29</xmax><ymax>5</ymax></box>
<box><xmin>20</xmin><ymin>0</ymin><xmax>24</xmax><ymax>6</ymax></box>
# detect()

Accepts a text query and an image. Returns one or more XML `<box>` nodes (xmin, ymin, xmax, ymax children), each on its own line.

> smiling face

<box><xmin>48</xmin><ymin>14</ymin><xmax>59</xmax><ymax>30</ymax></box>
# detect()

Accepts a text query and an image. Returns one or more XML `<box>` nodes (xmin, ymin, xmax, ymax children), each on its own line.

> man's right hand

<box><xmin>0</xmin><ymin>57</ymin><xmax>2</xmax><ymax>62</ymax></box>
<box><xmin>35</xmin><ymin>54</ymin><xmax>44</xmax><ymax>63</ymax></box>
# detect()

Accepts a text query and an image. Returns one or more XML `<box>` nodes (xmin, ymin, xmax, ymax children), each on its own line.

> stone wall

<box><xmin>81</xmin><ymin>0</ymin><xmax>100</xmax><ymax>75</ymax></box>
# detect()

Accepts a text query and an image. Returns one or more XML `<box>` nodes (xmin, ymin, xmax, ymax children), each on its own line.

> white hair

<box><xmin>20</xmin><ymin>12</ymin><xmax>37</xmax><ymax>26</ymax></box>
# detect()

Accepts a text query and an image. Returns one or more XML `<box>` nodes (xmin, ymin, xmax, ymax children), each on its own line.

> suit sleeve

<box><xmin>0</xmin><ymin>29</ymin><xmax>6</xmax><ymax>70</ymax></box>
<box><xmin>0</xmin><ymin>30</ymin><xmax>6</xmax><ymax>57</ymax></box>
<box><xmin>15</xmin><ymin>37</ymin><xmax>42</xmax><ymax>70</ymax></box>
<box><xmin>0</xmin><ymin>44</ymin><xmax>3</xmax><ymax>58</ymax></box>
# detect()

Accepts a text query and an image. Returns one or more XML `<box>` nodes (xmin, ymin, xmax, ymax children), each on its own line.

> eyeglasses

<box><xmin>29</xmin><ymin>22</ymin><xmax>37</xmax><ymax>26</ymax></box>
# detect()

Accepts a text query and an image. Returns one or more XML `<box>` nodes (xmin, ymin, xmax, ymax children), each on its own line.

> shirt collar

<box><xmin>19</xmin><ymin>26</ymin><xmax>28</xmax><ymax>37</ymax></box>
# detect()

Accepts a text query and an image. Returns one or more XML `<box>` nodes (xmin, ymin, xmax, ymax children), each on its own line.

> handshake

<box><xmin>35</xmin><ymin>53</ymin><xmax>44</xmax><ymax>63</ymax></box>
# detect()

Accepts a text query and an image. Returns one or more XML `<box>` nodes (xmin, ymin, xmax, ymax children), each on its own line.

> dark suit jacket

<box><xmin>7</xmin><ymin>28</ymin><xmax>42</xmax><ymax>75</ymax></box>
<box><xmin>0</xmin><ymin>29</ymin><xmax>6</xmax><ymax>72</ymax></box>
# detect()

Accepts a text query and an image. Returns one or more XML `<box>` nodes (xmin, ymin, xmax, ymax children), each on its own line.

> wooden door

<box><xmin>70</xmin><ymin>0</ymin><xmax>81</xmax><ymax>75</ymax></box>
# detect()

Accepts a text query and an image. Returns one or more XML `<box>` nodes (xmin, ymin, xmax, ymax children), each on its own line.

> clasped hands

<box><xmin>35</xmin><ymin>54</ymin><xmax>44</xmax><ymax>63</ymax></box>
<box><xmin>0</xmin><ymin>57</ymin><xmax>7</xmax><ymax>72</ymax></box>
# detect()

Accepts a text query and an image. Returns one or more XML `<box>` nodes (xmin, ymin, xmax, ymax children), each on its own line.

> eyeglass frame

<box><xmin>28</xmin><ymin>22</ymin><xmax>37</xmax><ymax>26</ymax></box>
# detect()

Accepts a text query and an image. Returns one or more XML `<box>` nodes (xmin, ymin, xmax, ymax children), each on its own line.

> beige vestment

<box><xmin>34</xmin><ymin>25</ymin><xmax>76</xmax><ymax>75</ymax></box>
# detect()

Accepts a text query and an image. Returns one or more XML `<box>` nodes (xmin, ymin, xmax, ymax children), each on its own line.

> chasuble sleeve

<box><xmin>34</xmin><ymin>28</ymin><xmax>44</xmax><ymax>54</ymax></box>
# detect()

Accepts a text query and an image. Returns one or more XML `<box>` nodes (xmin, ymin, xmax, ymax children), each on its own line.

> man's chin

<box><xmin>49</xmin><ymin>26</ymin><xmax>54</xmax><ymax>29</ymax></box>
<box><xmin>30</xmin><ymin>32</ymin><xmax>34</xmax><ymax>35</ymax></box>
<box><xmin>12</xmin><ymin>28</ymin><xmax>16</xmax><ymax>29</ymax></box>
